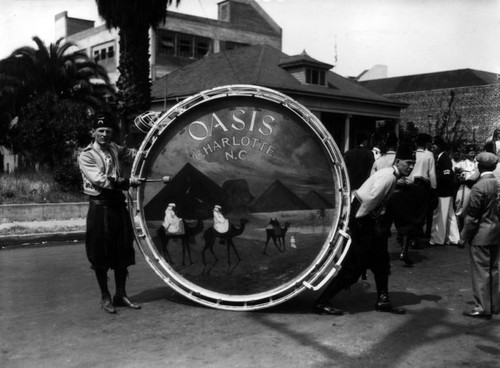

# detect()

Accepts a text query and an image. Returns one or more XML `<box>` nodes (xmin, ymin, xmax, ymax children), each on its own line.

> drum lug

<box><xmin>302</xmin><ymin>231</ymin><xmax>351</xmax><ymax>291</ymax></box>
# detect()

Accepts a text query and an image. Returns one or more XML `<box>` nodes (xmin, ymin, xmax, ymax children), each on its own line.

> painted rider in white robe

<box><xmin>213</xmin><ymin>205</ymin><xmax>229</xmax><ymax>233</ymax></box>
<box><xmin>162</xmin><ymin>203</ymin><xmax>184</xmax><ymax>234</ymax></box>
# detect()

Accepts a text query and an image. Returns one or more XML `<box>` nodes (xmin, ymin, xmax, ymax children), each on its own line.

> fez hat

<box><xmin>396</xmin><ymin>143</ymin><xmax>415</xmax><ymax>160</ymax></box>
<box><xmin>475</xmin><ymin>151</ymin><xmax>498</xmax><ymax>169</ymax></box>
<box><xmin>92</xmin><ymin>114</ymin><xmax>118</xmax><ymax>130</ymax></box>
<box><xmin>433</xmin><ymin>136</ymin><xmax>447</xmax><ymax>150</ymax></box>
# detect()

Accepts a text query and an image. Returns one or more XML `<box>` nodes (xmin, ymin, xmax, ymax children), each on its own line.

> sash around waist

<box><xmin>88</xmin><ymin>191</ymin><xmax>126</xmax><ymax>207</ymax></box>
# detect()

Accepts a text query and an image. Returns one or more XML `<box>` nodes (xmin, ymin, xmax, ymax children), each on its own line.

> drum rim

<box><xmin>129</xmin><ymin>84</ymin><xmax>351</xmax><ymax>311</ymax></box>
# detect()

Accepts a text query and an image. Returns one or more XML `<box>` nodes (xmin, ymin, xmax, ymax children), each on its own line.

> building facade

<box><xmin>55</xmin><ymin>0</ymin><xmax>404</xmax><ymax>152</ymax></box>
<box><xmin>359</xmin><ymin>69</ymin><xmax>500</xmax><ymax>146</ymax></box>
<box><xmin>56</xmin><ymin>0</ymin><xmax>282</xmax><ymax>84</ymax></box>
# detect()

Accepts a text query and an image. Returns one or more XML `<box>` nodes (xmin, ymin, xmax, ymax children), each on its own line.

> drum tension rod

<box><xmin>140</xmin><ymin>176</ymin><xmax>171</xmax><ymax>184</ymax></box>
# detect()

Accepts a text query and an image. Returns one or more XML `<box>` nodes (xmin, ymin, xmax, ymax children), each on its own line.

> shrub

<box><xmin>0</xmin><ymin>169</ymin><xmax>86</xmax><ymax>204</ymax></box>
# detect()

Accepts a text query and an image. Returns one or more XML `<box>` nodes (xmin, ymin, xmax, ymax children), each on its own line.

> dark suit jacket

<box><xmin>435</xmin><ymin>151</ymin><xmax>456</xmax><ymax>197</ymax></box>
<box><xmin>344</xmin><ymin>145</ymin><xmax>374</xmax><ymax>190</ymax></box>
<box><xmin>461</xmin><ymin>173</ymin><xmax>500</xmax><ymax>246</ymax></box>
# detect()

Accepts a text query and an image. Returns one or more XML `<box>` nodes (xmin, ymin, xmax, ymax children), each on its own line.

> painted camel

<box><xmin>263</xmin><ymin>218</ymin><xmax>291</xmax><ymax>255</ymax></box>
<box><xmin>156</xmin><ymin>219</ymin><xmax>204</xmax><ymax>266</ymax></box>
<box><xmin>201</xmin><ymin>218</ymin><xmax>249</xmax><ymax>272</ymax></box>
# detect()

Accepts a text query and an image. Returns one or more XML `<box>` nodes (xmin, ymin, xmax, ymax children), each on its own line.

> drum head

<box><xmin>130</xmin><ymin>85</ymin><xmax>351</xmax><ymax>310</ymax></box>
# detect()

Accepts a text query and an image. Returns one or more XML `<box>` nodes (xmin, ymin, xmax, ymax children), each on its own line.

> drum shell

<box><xmin>129</xmin><ymin>85</ymin><xmax>351</xmax><ymax>310</ymax></box>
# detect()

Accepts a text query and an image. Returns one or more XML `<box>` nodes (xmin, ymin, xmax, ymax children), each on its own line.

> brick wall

<box><xmin>387</xmin><ymin>84</ymin><xmax>500</xmax><ymax>144</ymax></box>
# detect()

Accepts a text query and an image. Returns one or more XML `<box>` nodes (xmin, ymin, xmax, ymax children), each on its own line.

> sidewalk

<box><xmin>0</xmin><ymin>219</ymin><xmax>85</xmax><ymax>247</ymax></box>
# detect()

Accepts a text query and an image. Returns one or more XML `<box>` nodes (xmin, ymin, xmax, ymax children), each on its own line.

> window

<box><xmin>178</xmin><ymin>35</ymin><xmax>192</xmax><ymax>58</ymax></box>
<box><xmin>195</xmin><ymin>39</ymin><xmax>209</xmax><ymax>58</ymax></box>
<box><xmin>158</xmin><ymin>31</ymin><xmax>211</xmax><ymax>59</ymax></box>
<box><xmin>219</xmin><ymin>3</ymin><xmax>229</xmax><ymax>21</ymax></box>
<box><xmin>160</xmin><ymin>34</ymin><xmax>175</xmax><ymax>55</ymax></box>
<box><xmin>91</xmin><ymin>43</ymin><xmax>116</xmax><ymax>67</ymax></box>
<box><xmin>306</xmin><ymin>68</ymin><xmax>326</xmax><ymax>86</ymax></box>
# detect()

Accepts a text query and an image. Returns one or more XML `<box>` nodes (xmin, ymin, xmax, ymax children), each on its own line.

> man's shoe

<box><xmin>462</xmin><ymin>310</ymin><xmax>491</xmax><ymax>320</ymax></box>
<box><xmin>400</xmin><ymin>253</ymin><xmax>414</xmax><ymax>266</ymax></box>
<box><xmin>375</xmin><ymin>296</ymin><xmax>406</xmax><ymax>314</ymax></box>
<box><xmin>101</xmin><ymin>298</ymin><xmax>117</xmax><ymax>314</ymax></box>
<box><xmin>313</xmin><ymin>303</ymin><xmax>344</xmax><ymax>316</ymax></box>
<box><xmin>113</xmin><ymin>295</ymin><xmax>141</xmax><ymax>309</ymax></box>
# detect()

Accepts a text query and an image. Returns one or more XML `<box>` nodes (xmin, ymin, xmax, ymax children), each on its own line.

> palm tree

<box><xmin>0</xmin><ymin>36</ymin><xmax>114</xmax><ymax>151</ymax></box>
<box><xmin>94</xmin><ymin>0</ymin><xmax>180</xmax><ymax>138</ymax></box>
<box><xmin>0</xmin><ymin>36</ymin><xmax>115</xmax><ymax>172</ymax></box>
<box><xmin>0</xmin><ymin>36</ymin><xmax>113</xmax><ymax>115</ymax></box>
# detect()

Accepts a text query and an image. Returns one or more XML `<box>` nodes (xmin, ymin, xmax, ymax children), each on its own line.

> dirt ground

<box><xmin>1</xmin><ymin>236</ymin><xmax>499</xmax><ymax>368</ymax></box>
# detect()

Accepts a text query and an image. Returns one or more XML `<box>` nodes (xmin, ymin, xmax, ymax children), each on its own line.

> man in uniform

<box><xmin>78</xmin><ymin>114</ymin><xmax>142</xmax><ymax>314</ymax></box>
<box><xmin>314</xmin><ymin>143</ymin><xmax>415</xmax><ymax>316</ymax></box>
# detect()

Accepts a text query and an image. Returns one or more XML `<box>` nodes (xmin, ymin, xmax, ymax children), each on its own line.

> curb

<box><xmin>0</xmin><ymin>231</ymin><xmax>85</xmax><ymax>248</ymax></box>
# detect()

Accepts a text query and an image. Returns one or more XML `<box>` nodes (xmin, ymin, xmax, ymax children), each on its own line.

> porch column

<box><xmin>343</xmin><ymin>114</ymin><xmax>351</xmax><ymax>152</ymax></box>
<box><xmin>149</xmin><ymin>27</ymin><xmax>156</xmax><ymax>81</ymax></box>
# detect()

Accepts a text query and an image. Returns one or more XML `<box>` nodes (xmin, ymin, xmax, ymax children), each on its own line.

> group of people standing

<box><xmin>77</xmin><ymin>113</ymin><xmax>499</xmax><ymax>320</ymax></box>
<box><xmin>314</xmin><ymin>130</ymin><xmax>500</xmax><ymax>320</ymax></box>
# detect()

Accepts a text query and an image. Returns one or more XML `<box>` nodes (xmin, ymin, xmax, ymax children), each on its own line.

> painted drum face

<box><xmin>130</xmin><ymin>85</ymin><xmax>351</xmax><ymax>311</ymax></box>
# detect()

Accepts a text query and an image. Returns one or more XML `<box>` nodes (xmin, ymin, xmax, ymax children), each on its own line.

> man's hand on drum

<box><xmin>129</xmin><ymin>177</ymin><xmax>144</xmax><ymax>188</ymax></box>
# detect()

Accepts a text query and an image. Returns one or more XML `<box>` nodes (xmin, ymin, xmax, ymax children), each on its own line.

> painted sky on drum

<box><xmin>145</xmin><ymin>106</ymin><xmax>337</xmax><ymax>203</ymax></box>
<box><xmin>1</xmin><ymin>0</ymin><xmax>499</xmax><ymax>78</ymax></box>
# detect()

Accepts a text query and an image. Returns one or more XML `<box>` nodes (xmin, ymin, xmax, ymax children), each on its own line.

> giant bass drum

<box><xmin>128</xmin><ymin>85</ymin><xmax>351</xmax><ymax>311</ymax></box>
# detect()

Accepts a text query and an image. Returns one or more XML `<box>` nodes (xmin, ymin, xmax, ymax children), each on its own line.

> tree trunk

<box><xmin>116</xmin><ymin>24</ymin><xmax>151</xmax><ymax>144</ymax></box>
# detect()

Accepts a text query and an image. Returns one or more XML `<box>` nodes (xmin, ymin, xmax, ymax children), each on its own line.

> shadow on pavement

<box><xmin>249</xmin><ymin>307</ymin><xmax>500</xmax><ymax>368</ymax></box>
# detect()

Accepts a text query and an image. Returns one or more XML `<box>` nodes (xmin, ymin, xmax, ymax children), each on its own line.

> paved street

<box><xmin>1</xmin><ymin>237</ymin><xmax>499</xmax><ymax>368</ymax></box>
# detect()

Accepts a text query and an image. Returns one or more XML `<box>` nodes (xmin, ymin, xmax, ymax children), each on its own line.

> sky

<box><xmin>1</xmin><ymin>0</ymin><xmax>500</xmax><ymax>78</ymax></box>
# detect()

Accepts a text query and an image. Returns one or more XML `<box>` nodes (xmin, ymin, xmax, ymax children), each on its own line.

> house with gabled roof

<box><xmin>150</xmin><ymin>44</ymin><xmax>407</xmax><ymax>151</ymax></box>
<box><xmin>359</xmin><ymin>69</ymin><xmax>500</xmax><ymax>145</ymax></box>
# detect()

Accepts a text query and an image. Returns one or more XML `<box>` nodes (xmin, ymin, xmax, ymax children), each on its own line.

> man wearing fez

<box><xmin>78</xmin><ymin>114</ymin><xmax>142</xmax><ymax>314</ymax></box>
<box><xmin>459</xmin><ymin>152</ymin><xmax>500</xmax><ymax>319</ymax></box>
<box><xmin>314</xmin><ymin>143</ymin><xmax>415</xmax><ymax>316</ymax></box>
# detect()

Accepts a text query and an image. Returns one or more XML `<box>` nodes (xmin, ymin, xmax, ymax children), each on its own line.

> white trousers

<box><xmin>430</xmin><ymin>196</ymin><xmax>460</xmax><ymax>245</ymax></box>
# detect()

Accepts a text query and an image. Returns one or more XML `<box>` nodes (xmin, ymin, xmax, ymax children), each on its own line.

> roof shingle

<box><xmin>359</xmin><ymin>69</ymin><xmax>500</xmax><ymax>94</ymax></box>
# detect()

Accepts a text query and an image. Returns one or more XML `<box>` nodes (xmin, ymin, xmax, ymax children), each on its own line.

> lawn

<box><xmin>0</xmin><ymin>170</ymin><xmax>86</xmax><ymax>204</ymax></box>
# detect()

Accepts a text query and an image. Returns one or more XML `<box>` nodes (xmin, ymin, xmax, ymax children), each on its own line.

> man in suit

<box><xmin>403</xmin><ymin>133</ymin><xmax>437</xmax><ymax>256</ymax></box>
<box><xmin>429</xmin><ymin>136</ymin><xmax>460</xmax><ymax>246</ymax></box>
<box><xmin>344</xmin><ymin>132</ymin><xmax>374</xmax><ymax>190</ymax></box>
<box><xmin>459</xmin><ymin>152</ymin><xmax>500</xmax><ymax>319</ymax></box>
